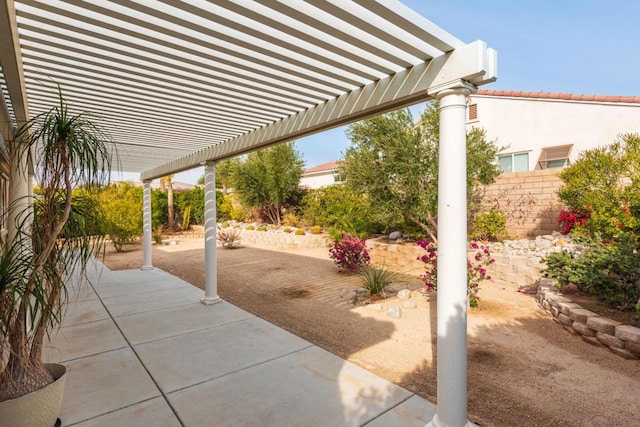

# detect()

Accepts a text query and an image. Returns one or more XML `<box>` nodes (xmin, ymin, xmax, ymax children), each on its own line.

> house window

<box><xmin>468</xmin><ymin>103</ymin><xmax>478</xmax><ymax>121</ymax></box>
<box><xmin>498</xmin><ymin>152</ymin><xmax>529</xmax><ymax>173</ymax></box>
<box><xmin>537</xmin><ymin>144</ymin><xmax>573</xmax><ymax>169</ymax></box>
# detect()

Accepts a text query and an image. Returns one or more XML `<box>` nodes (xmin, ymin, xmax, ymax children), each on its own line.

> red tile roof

<box><xmin>304</xmin><ymin>160</ymin><xmax>340</xmax><ymax>174</ymax></box>
<box><xmin>476</xmin><ymin>90</ymin><xmax>640</xmax><ymax>104</ymax></box>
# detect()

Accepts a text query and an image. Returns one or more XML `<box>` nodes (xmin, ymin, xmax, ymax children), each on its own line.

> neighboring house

<box><xmin>300</xmin><ymin>161</ymin><xmax>342</xmax><ymax>189</ymax></box>
<box><xmin>467</xmin><ymin>90</ymin><xmax>640</xmax><ymax>173</ymax></box>
<box><xmin>469</xmin><ymin>90</ymin><xmax>640</xmax><ymax>237</ymax></box>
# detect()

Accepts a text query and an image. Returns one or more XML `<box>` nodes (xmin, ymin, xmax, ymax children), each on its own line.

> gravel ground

<box><xmin>103</xmin><ymin>237</ymin><xmax>640</xmax><ymax>427</ymax></box>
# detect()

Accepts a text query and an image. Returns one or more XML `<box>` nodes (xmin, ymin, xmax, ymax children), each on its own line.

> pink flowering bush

<box><xmin>329</xmin><ymin>233</ymin><xmax>371</xmax><ymax>272</ymax></box>
<box><xmin>417</xmin><ymin>240</ymin><xmax>495</xmax><ymax>307</ymax></box>
<box><xmin>558</xmin><ymin>208</ymin><xmax>590</xmax><ymax>234</ymax></box>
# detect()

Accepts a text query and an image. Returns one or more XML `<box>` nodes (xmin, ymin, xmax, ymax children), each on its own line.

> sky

<box><xmin>116</xmin><ymin>0</ymin><xmax>640</xmax><ymax>184</ymax></box>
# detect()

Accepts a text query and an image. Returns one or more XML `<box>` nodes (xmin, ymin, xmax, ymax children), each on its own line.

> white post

<box><xmin>428</xmin><ymin>83</ymin><xmax>475</xmax><ymax>427</ymax></box>
<box><xmin>7</xmin><ymin>141</ymin><xmax>30</xmax><ymax>242</ymax></box>
<box><xmin>141</xmin><ymin>180</ymin><xmax>153</xmax><ymax>270</ymax></box>
<box><xmin>202</xmin><ymin>161</ymin><xmax>221</xmax><ymax>305</ymax></box>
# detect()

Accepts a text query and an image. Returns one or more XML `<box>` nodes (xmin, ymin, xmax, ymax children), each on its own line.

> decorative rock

<box><xmin>388</xmin><ymin>231</ymin><xmax>403</xmax><ymax>240</ymax></box>
<box><xmin>615</xmin><ymin>325</ymin><xmax>640</xmax><ymax>344</ymax></box>
<box><xmin>548</xmin><ymin>296</ymin><xmax>572</xmax><ymax>307</ymax></box>
<box><xmin>382</xmin><ymin>285</ymin><xmax>398</xmax><ymax>294</ymax></box>
<box><xmin>572</xmin><ymin>321</ymin><xmax>596</xmax><ymax>337</ymax></box>
<box><xmin>397</xmin><ymin>289</ymin><xmax>412</xmax><ymax>301</ymax></box>
<box><xmin>368</xmin><ymin>303</ymin><xmax>383</xmax><ymax>311</ymax></box>
<box><xmin>169</xmin><ymin>240</ymin><xmax>177</xmax><ymax>246</ymax></box>
<box><xmin>353</xmin><ymin>288</ymin><xmax>371</xmax><ymax>304</ymax></box>
<box><xmin>402</xmin><ymin>301</ymin><xmax>418</xmax><ymax>309</ymax></box>
<box><xmin>568</xmin><ymin>308</ymin><xmax>598</xmax><ymax>323</ymax></box>
<box><xmin>596</xmin><ymin>332</ymin><xmax>625</xmax><ymax>349</ymax></box>
<box><xmin>550</xmin><ymin>306</ymin><xmax>559</xmax><ymax>318</ymax></box>
<box><xmin>387</xmin><ymin>307</ymin><xmax>402</xmax><ymax>318</ymax></box>
<box><xmin>586</xmin><ymin>317</ymin><xmax>621</xmax><ymax>335</ymax></box>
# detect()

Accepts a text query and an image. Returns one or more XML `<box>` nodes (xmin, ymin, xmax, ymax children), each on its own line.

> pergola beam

<box><xmin>0</xmin><ymin>0</ymin><xmax>28</xmax><ymax>127</ymax></box>
<box><xmin>142</xmin><ymin>40</ymin><xmax>496</xmax><ymax>180</ymax></box>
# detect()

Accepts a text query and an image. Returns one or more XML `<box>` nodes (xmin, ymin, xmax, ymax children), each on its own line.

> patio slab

<box><xmin>72</xmin><ymin>397</ymin><xmax>180</xmax><ymax>427</ymax></box>
<box><xmin>135</xmin><ymin>316</ymin><xmax>312</xmax><ymax>393</ymax></box>
<box><xmin>51</xmin><ymin>265</ymin><xmax>437</xmax><ymax>426</ymax></box>
<box><xmin>100</xmin><ymin>285</ymin><xmax>203</xmax><ymax>317</ymax></box>
<box><xmin>59</xmin><ymin>347</ymin><xmax>161</xmax><ymax>426</ymax></box>
<box><xmin>168</xmin><ymin>345</ymin><xmax>412</xmax><ymax>426</ymax></box>
<box><xmin>116</xmin><ymin>300</ymin><xmax>255</xmax><ymax>345</ymax></box>
<box><xmin>45</xmin><ymin>318</ymin><xmax>127</xmax><ymax>363</ymax></box>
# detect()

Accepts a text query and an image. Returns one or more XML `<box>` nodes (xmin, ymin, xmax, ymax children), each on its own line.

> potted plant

<box><xmin>0</xmin><ymin>86</ymin><xmax>113</xmax><ymax>426</ymax></box>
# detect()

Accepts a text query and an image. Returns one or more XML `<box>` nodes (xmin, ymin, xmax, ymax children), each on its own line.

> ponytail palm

<box><xmin>0</xmin><ymin>86</ymin><xmax>114</xmax><ymax>400</ymax></box>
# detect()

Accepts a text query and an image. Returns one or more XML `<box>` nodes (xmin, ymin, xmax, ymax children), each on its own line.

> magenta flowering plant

<box><xmin>417</xmin><ymin>240</ymin><xmax>495</xmax><ymax>307</ymax></box>
<box><xmin>329</xmin><ymin>233</ymin><xmax>371</xmax><ymax>272</ymax></box>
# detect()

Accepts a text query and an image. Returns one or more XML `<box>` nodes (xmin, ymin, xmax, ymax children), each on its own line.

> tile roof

<box><xmin>303</xmin><ymin>161</ymin><xmax>340</xmax><ymax>174</ymax></box>
<box><xmin>476</xmin><ymin>90</ymin><xmax>640</xmax><ymax>104</ymax></box>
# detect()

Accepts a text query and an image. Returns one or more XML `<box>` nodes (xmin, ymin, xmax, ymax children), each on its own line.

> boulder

<box><xmin>387</xmin><ymin>307</ymin><xmax>402</xmax><ymax>318</ymax></box>
<box><xmin>388</xmin><ymin>231</ymin><xmax>403</xmax><ymax>240</ymax></box>
<box><xmin>397</xmin><ymin>289</ymin><xmax>412</xmax><ymax>300</ymax></box>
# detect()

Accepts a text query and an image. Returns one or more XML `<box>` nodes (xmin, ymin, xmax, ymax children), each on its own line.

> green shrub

<box><xmin>257</xmin><ymin>226</ymin><xmax>267</xmax><ymax>232</ymax></box>
<box><xmin>152</xmin><ymin>227</ymin><xmax>163</xmax><ymax>245</ymax></box>
<box><xmin>283</xmin><ymin>227</ymin><xmax>292</xmax><ymax>233</ymax></box>
<box><xmin>470</xmin><ymin>208</ymin><xmax>508</xmax><ymax>241</ymax></box>
<box><xmin>283</xmin><ymin>213</ymin><xmax>301</xmax><ymax>227</ymax></box>
<box><xmin>557</xmin><ymin>133</ymin><xmax>640</xmax><ymax>240</ymax></box>
<box><xmin>360</xmin><ymin>265</ymin><xmax>396</xmax><ymax>295</ymax></box>
<box><xmin>309</xmin><ymin>225</ymin><xmax>323</xmax><ymax>234</ymax></box>
<box><xmin>246</xmin><ymin>225</ymin><xmax>255</xmax><ymax>231</ymax></box>
<box><xmin>543</xmin><ymin>236</ymin><xmax>640</xmax><ymax>311</ymax></box>
<box><xmin>294</xmin><ymin>228</ymin><xmax>305</xmax><ymax>235</ymax></box>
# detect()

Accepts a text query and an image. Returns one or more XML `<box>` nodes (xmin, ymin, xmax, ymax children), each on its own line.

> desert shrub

<box><xmin>543</xmin><ymin>236</ymin><xmax>640</xmax><ymax>311</ymax></box>
<box><xmin>257</xmin><ymin>225</ymin><xmax>267</xmax><ymax>232</ymax></box>
<box><xmin>283</xmin><ymin>227</ymin><xmax>292</xmax><ymax>233</ymax></box>
<box><xmin>294</xmin><ymin>228</ymin><xmax>305</xmax><ymax>235</ymax></box>
<box><xmin>329</xmin><ymin>234</ymin><xmax>371</xmax><ymax>272</ymax></box>
<box><xmin>360</xmin><ymin>265</ymin><xmax>396</xmax><ymax>295</ymax></box>
<box><xmin>557</xmin><ymin>133</ymin><xmax>640</xmax><ymax>240</ymax></box>
<box><xmin>309</xmin><ymin>225</ymin><xmax>323</xmax><ymax>234</ymax></box>
<box><xmin>299</xmin><ymin>185</ymin><xmax>382</xmax><ymax>238</ymax></box>
<box><xmin>152</xmin><ymin>227</ymin><xmax>163</xmax><ymax>244</ymax></box>
<box><xmin>246</xmin><ymin>225</ymin><xmax>255</xmax><ymax>231</ymax></box>
<box><xmin>418</xmin><ymin>241</ymin><xmax>494</xmax><ymax>307</ymax></box>
<box><xmin>470</xmin><ymin>207</ymin><xmax>507</xmax><ymax>241</ymax></box>
<box><xmin>557</xmin><ymin>208</ymin><xmax>591</xmax><ymax>235</ymax></box>
<box><xmin>217</xmin><ymin>226</ymin><xmax>241</xmax><ymax>249</ymax></box>
<box><xmin>283</xmin><ymin>213</ymin><xmax>301</xmax><ymax>227</ymax></box>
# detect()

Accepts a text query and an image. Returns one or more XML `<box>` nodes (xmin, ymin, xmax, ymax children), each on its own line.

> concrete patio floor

<box><xmin>45</xmin><ymin>261</ymin><xmax>437</xmax><ymax>426</ymax></box>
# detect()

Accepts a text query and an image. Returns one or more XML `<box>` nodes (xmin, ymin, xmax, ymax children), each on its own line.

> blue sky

<box><xmin>121</xmin><ymin>1</ymin><xmax>640</xmax><ymax>184</ymax></box>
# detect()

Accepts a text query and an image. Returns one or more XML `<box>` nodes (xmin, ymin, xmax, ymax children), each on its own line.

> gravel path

<box><xmin>103</xmin><ymin>238</ymin><xmax>640</xmax><ymax>427</ymax></box>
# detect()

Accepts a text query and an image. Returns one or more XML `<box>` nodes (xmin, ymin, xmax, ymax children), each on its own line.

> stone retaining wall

<box><xmin>537</xmin><ymin>279</ymin><xmax>640</xmax><ymax>359</ymax></box>
<box><xmin>238</xmin><ymin>229</ymin><xmax>328</xmax><ymax>250</ymax></box>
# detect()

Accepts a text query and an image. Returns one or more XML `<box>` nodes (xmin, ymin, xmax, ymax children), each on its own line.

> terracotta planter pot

<box><xmin>0</xmin><ymin>363</ymin><xmax>66</xmax><ymax>427</ymax></box>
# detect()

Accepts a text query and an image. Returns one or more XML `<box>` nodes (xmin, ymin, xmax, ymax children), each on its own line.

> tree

<box><xmin>341</xmin><ymin>103</ymin><xmax>500</xmax><ymax>241</ymax></box>
<box><xmin>217</xmin><ymin>158</ymin><xmax>241</xmax><ymax>193</ymax></box>
<box><xmin>233</xmin><ymin>142</ymin><xmax>304</xmax><ymax>224</ymax></box>
<box><xmin>160</xmin><ymin>175</ymin><xmax>175</xmax><ymax>230</ymax></box>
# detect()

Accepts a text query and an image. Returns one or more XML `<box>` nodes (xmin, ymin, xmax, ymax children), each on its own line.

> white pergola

<box><xmin>0</xmin><ymin>1</ymin><xmax>496</xmax><ymax>426</ymax></box>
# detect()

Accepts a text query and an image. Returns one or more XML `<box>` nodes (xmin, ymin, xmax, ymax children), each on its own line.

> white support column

<box><xmin>428</xmin><ymin>82</ymin><xmax>476</xmax><ymax>427</ymax></box>
<box><xmin>202</xmin><ymin>161</ymin><xmax>221</xmax><ymax>305</ymax></box>
<box><xmin>7</xmin><ymin>141</ymin><xmax>30</xmax><ymax>243</ymax></box>
<box><xmin>141</xmin><ymin>180</ymin><xmax>153</xmax><ymax>270</ymax></box>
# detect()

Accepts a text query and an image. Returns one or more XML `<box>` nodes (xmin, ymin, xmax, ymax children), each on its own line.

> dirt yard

<box><xmin>103</xmin><ymin>237</ymin><xmax>639</xmax><ymax>427</ymax></box>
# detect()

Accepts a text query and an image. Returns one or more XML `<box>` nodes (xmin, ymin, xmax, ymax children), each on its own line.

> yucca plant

<box><xmin>0</xmin><ymin>85</ymin><xmax>113</xmax><ymax>402</ymax></box>
<box><xmin>360</xmin><ymin>265</ymin><xmax>397</xmax><ymax>295</ymax></box>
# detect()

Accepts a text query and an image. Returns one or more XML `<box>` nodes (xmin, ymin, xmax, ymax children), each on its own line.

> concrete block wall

<box><xmin>479</xmin><ymin>169</ymin><xmax>566</xmax><ymax>238</ymax></box>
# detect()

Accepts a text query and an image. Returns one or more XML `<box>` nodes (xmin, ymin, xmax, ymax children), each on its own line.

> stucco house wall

<box><xmin>468</xmin><ymin>91</ymin><xmax>640</xmax><ymax>172</ymax></box>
